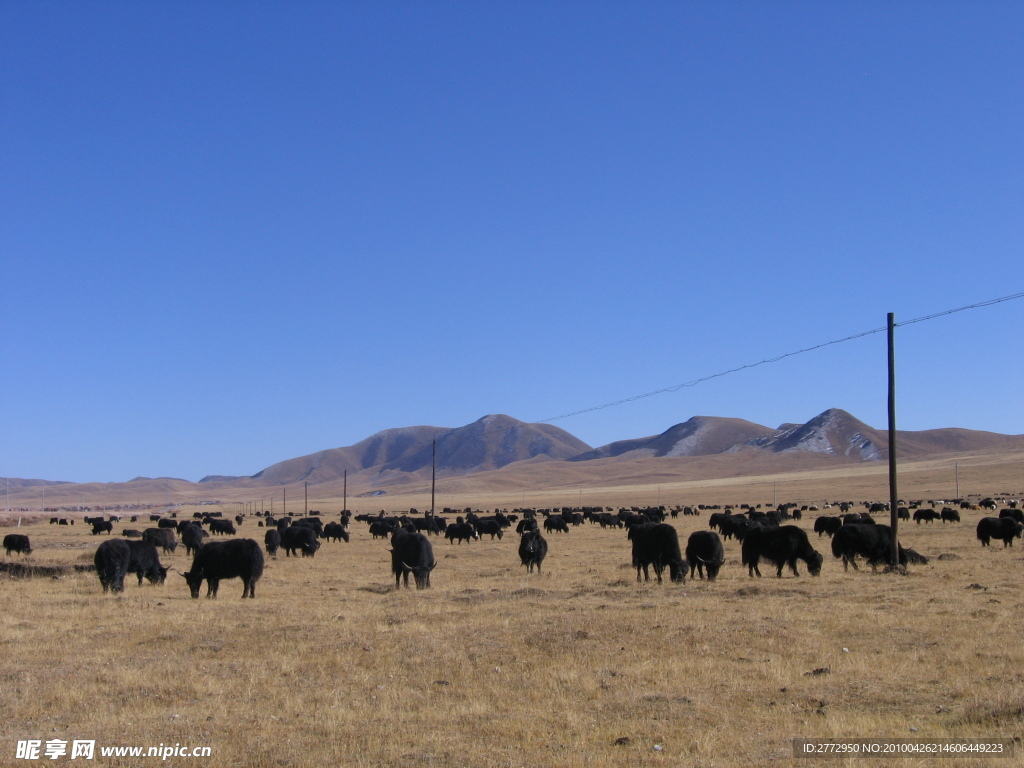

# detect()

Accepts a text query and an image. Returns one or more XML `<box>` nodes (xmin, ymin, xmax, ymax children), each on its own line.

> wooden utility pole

<box><xmin>430</xmin><ymin>440</ymin><xmax>436</xmax><ymax>515</ymax></box>
<box><xmin>887</xmin><ymin>312</ymin><xmax>899</xmax><ymax>566</ymax></box>
<box><xmin>304</xmin><ymin>481</ymin><xmax>308</xmax><ymax>516</ymax></box>
<box><xmin>343</xmin><ymin>470</ymin><xmax>347</xmax><ymax>514</ymax></box>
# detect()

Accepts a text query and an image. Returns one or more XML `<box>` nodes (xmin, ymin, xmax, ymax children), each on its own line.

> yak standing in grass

<box><xmin>977</xmin><ymin>517</ymin><xmax>1024</xmax><ymax>547</ymax></box>
<box><xmin>390</xmin><ymin>527</ymin><xmax>436</xmax><ymax>589</ymax></box>
<box><xmin>685</xmin><ymin>530</ymin><xmax>725</xmax><ymax>581</ymax></box>
<box><xmin>126</xmin><ymin>540</ymin><xmax>168</xmax><ymax>586</ymax></box>
<box><xmin>445</xmin><ymin>520</ymin><xmax>479</xmax><ymax>545</ymax></box>
<box><xmin>913</xmin><ymin>509</ymin><xmax>941</xmax><ymax>524</ymax></box>
<box><xmin>813</xmin><ymin>516</ymin><xmax>844</xmax><ymax>538</ymax></box>
<box><xmin>280</xmin><ymin>525</ymin><xmax>321</xmax><ymax>557</ymax></box>
<box><xmin>999</xmin><ymin>508</ymin><xmax>1024</xmax><ymax>525</ymax></box>
<box><xmin>264</xmin><ymin>528</ymin><xmax>281</xmax><ymax>557</ymax></box>
<box><xmin>323</xmin><ymin>521</ymin><xmax>350</xmax><ymax>543</ymax></box>
<box><xmin>182</xmin><ymin>539</ymin><xmax>264</xmax><ymax>599</ymax></box>
<box><xmin>741</xmin><ymin>525</ymin><xmax>823</xmax><ymax>578</ymax></box>
<box><xmin>628</xmin><ymin>523</ymin><xmax>688</xmax><ymax>584</ymax></box>
<box><xmin>518</xmin><ymin>529</ymin><xmax>548</xmax><ymax>574</ymax></box>
<box><xmin>143</xmin><ymin>527</ymin><xmax>178</xmax><ymax>555</ymax></box>
<box><xmin>94</xmin><ymin>539</ymin><xmax>131</xmax><ymax>593</ymax></box>
<box><xmin>831</xmin><ymin>523</ymin><xmax>927</xmax><ymax>571</ymax></box>
<box><xmin>181</xmin><ymin>523</ymin><xmax>207</xmax><ymax>556</ymax></box>
<box><xmin>543</xmin><ymin>516</ymin><xmax>569</xmax><ymax>534</ymax></box>
<box><xmin>3</xmin><ymin>534</ymin><xmax>32</xmax><ymax>556</ymax></box>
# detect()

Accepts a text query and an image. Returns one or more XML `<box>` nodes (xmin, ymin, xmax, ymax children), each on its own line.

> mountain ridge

<box><xmin>7</xmin><ymin>410</ymin><xmax>1024</xmax><ymax>494</ymax></box>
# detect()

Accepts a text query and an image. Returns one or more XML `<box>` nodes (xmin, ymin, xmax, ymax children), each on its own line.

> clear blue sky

<box><xmin>2</xmin><ymin>2</ymin><xmax>1021</xmax><ymax>483</ymax></box>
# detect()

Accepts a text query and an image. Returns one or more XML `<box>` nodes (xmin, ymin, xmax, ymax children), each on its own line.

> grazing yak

<box><xmin>411</xmin><ymin>516</ymin><xmax>445</xmax><ymax>536</ymax></box>
<box><xmin>264</xmin><ymin>528</ymin><xmax>281</xmax><ymax>557</ymax></box>
<box><xmin>977</xmin><ymin>517</ymin><xmax>1024</xmax><ymax>547</ymax></box>
<box><xmin>126</xmin><ymin>540</ymin><xmax>168</xmax><ymax>586</ymax></box>
<box><xmin>91</xmin><ymin>520</ymin><xmax>113</xmax><ymax>535</ymax></box>
<box><xmin>142</xmin><ymin>527</ymin><xmax>178</xmax><ymax>555</ymax></box>
<box><xmin>445</xmin><ymin>521</ymin><xmax>479</xmax><ymax>545</ymax></box>
<box><xmin>543</xmin><ymin>516</ymin><xmax>569</xmax><ymax>534</ymax></box>
<box><xmin>813</xmin><ymin>516</ymin><xmax>844</xmax><ymax>538</ymax></box>
<box><xmin>94</xmin><ymin>539</ymin><xmax>131</xmax><ymax>593</ymax></box>
<box><xmin>323</xmin><ymin>521</ymin><xmax>350</xmax><ymax>543</ymax></box>
<box><xmin>999</xmin><ymin>508</ymin><xmax>1024</xmax><ymax>525</ymax></box>
<box><xmin>474</xmin><ymin>518</ymin><xmax>504</xmax><ymax>540</ymax></box>
<box><xmin>831</xmin><ymin>524</ymin><xmax>927</xmax><ymax>571</ymax></box>
<box><xmin>518</xmin><ymin>529</ymin><xmax>548</xmax><ymax>574</ymax></box>
<box><xmin>516</xmin><ymin>518</ymin><xmax>539</xmax><ymax>534</ymax></box>
<box><xmin>3</xmin><ymin>534</ymin><xmax>32</xmax><ymax>556</ymax></box>
<box><xmin>685</xmin><ymin>530</ymin><xmax>724</xmax><ymax>581</ymax></box>
<box><xmin>390</xmin><ymin>527</ymin><xmax>436</xmax><ymax>589</ymax></box>
<box><xmin>293</xmin><ymin>518</ymin><xmax>324</xmax><ymax>537</ymax></box>
<box><xmin>940</xmin><ymin>507</ymin><xmax>961</xmax><ymax>524</ymax></box>
<box><xmin>280</xmin><ymin>525</ymin><xmax>320</xmax><ymax>557</ymax></box>
<box><xmin>209</xmin><ymin>519</ymin><xmax>236</xmax><ymax>536</ymax></box>
<box><xmin>741</xmin><ymin>525</ymin><xmax>823</xmax><ymax>578</ymax></box>
<box><xmin>913</xmin><ymin>509</ymin><xmax>941</xmax><ymax>524</ymax></box>
<box><xmin>182</xmin><ymin>539</ymin><xmax>264</xmax><ymax>599</ymax></box>
<box><xmin>628</xmin><ymin>523</ymin><xmax>688</xmax><ymax>584</ymax></box>
<box><xmin>181</xmin><ymin>524</ymin><xmax>207</xmax><ymax>556</ymax></box>
<box><xmin>369</xmin><ymin>520</ymin><xmax>397</xmax><ymax>539</ymax></box>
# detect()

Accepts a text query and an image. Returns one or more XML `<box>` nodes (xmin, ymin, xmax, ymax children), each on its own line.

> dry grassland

<box><xmin>2</xmin><ymin>500</ymin><xmax>1023</xmax><ymax>767</ymax></box>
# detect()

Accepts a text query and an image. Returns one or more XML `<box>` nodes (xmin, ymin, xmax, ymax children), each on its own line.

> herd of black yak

<box><xmin>3</xmin><ymin>497</ymin><xmax>1021</xmax><ymax>597</ymax></box>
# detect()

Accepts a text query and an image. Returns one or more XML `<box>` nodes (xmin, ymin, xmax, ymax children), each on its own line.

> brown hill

<box><xmin>891</xmin><ymin>427</ymin><xmax>1024</xmax><ymax>457</ymax></box>
<box><xmin>378</xmin><ymin>414</ymin><xmax>592</xmax><ymax>476</ymax></box>
<box><xmin>745</xmin><ymin>408</ymin><xmax>885</xmax><ymax>460</ymax></box>
<box><xmin>570</xmin><ymin>416</ymin><xmax>774</xmax><ymax>461</ymax></box>
<box><xmin>243</xmin><ymin>415</ymin><xmax>590</xmax><ymax>486</ymax></box>
<box><xmin>744</xmin><ymin>409</ymin><xmax>1024</xmax><ymax>461</ymax></box>
<box><xmin>248</xmin><ymin>425</ymin><xmax>449</xmax><ymax>485</ymax></box>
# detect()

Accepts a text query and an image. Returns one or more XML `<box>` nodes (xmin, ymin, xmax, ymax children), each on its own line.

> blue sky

<box><xmin>2</xmin><ymin>2</ymin><xmax>1021</xmax><ymax>483</ymax></box>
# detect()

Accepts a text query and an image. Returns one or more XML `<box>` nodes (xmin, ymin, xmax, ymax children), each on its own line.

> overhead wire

<box><xmin>538</xmin><ymin>290</ymin><xmax>1024</xmax><ymax>424</ymax></box>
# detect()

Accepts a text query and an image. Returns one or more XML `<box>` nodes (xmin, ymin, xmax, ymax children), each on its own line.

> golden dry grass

<box><xmin>2</xmin><ymin>489</ymin><xmax>1023</xmax><ymax>767</ymax></box>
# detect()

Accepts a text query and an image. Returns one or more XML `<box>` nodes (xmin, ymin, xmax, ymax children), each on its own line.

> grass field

<box><xmin>2</xmin><ymin>493</ymin><xmax>1023</xmax><ymax>767</ymax></box>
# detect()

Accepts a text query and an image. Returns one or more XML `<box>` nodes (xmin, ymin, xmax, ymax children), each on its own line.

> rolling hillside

<box><xmin>4</xmin><ymin>409</ymin><xmax>1024</xmax><ymax>506</ymax></box>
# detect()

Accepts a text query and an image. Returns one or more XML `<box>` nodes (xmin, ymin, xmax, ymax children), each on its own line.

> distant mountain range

<box><xmin>192</xmin><ymin>408</ymin><xmax>1023</xmax><ymax>488</ymax></box>
<box><xmin>8</xmin><ymin>409</ymin><xmax>1024</xmax><ymax>494</ymax></box>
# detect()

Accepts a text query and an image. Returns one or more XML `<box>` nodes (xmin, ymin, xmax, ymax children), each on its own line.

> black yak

<box><xmin>741</xmin><ymin>525</ymin><xmax>823</xmax><ymax>578</ymax></box>
<box><xmin>390</xmin><ymin>528</ymin><xmax>436</xmax><ymax>589</ymax></box>
<box><xmin>518</xmin><ymin>529</ymin><xmax>548</xmax><ymax>574</ymax></box>
<box><xmin>182</xmin><ymin>539</ymin><xmax>264</xmax><ymax>598</ymax></box>
<box><xmin>628</xmin><ymin>523</ymin><xmax>687</xmax><ymax>583</ymax></box>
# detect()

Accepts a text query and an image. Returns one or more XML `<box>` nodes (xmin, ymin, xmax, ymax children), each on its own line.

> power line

<box><xmin>893</xmin><ymin>291</ymin><xmax>1024</xmax><ymax>328</ymax></box>
<box><xmin>539</xmin><ymin>290</ymin><xmax>1024</xmax><ymax>424</ymax></box>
